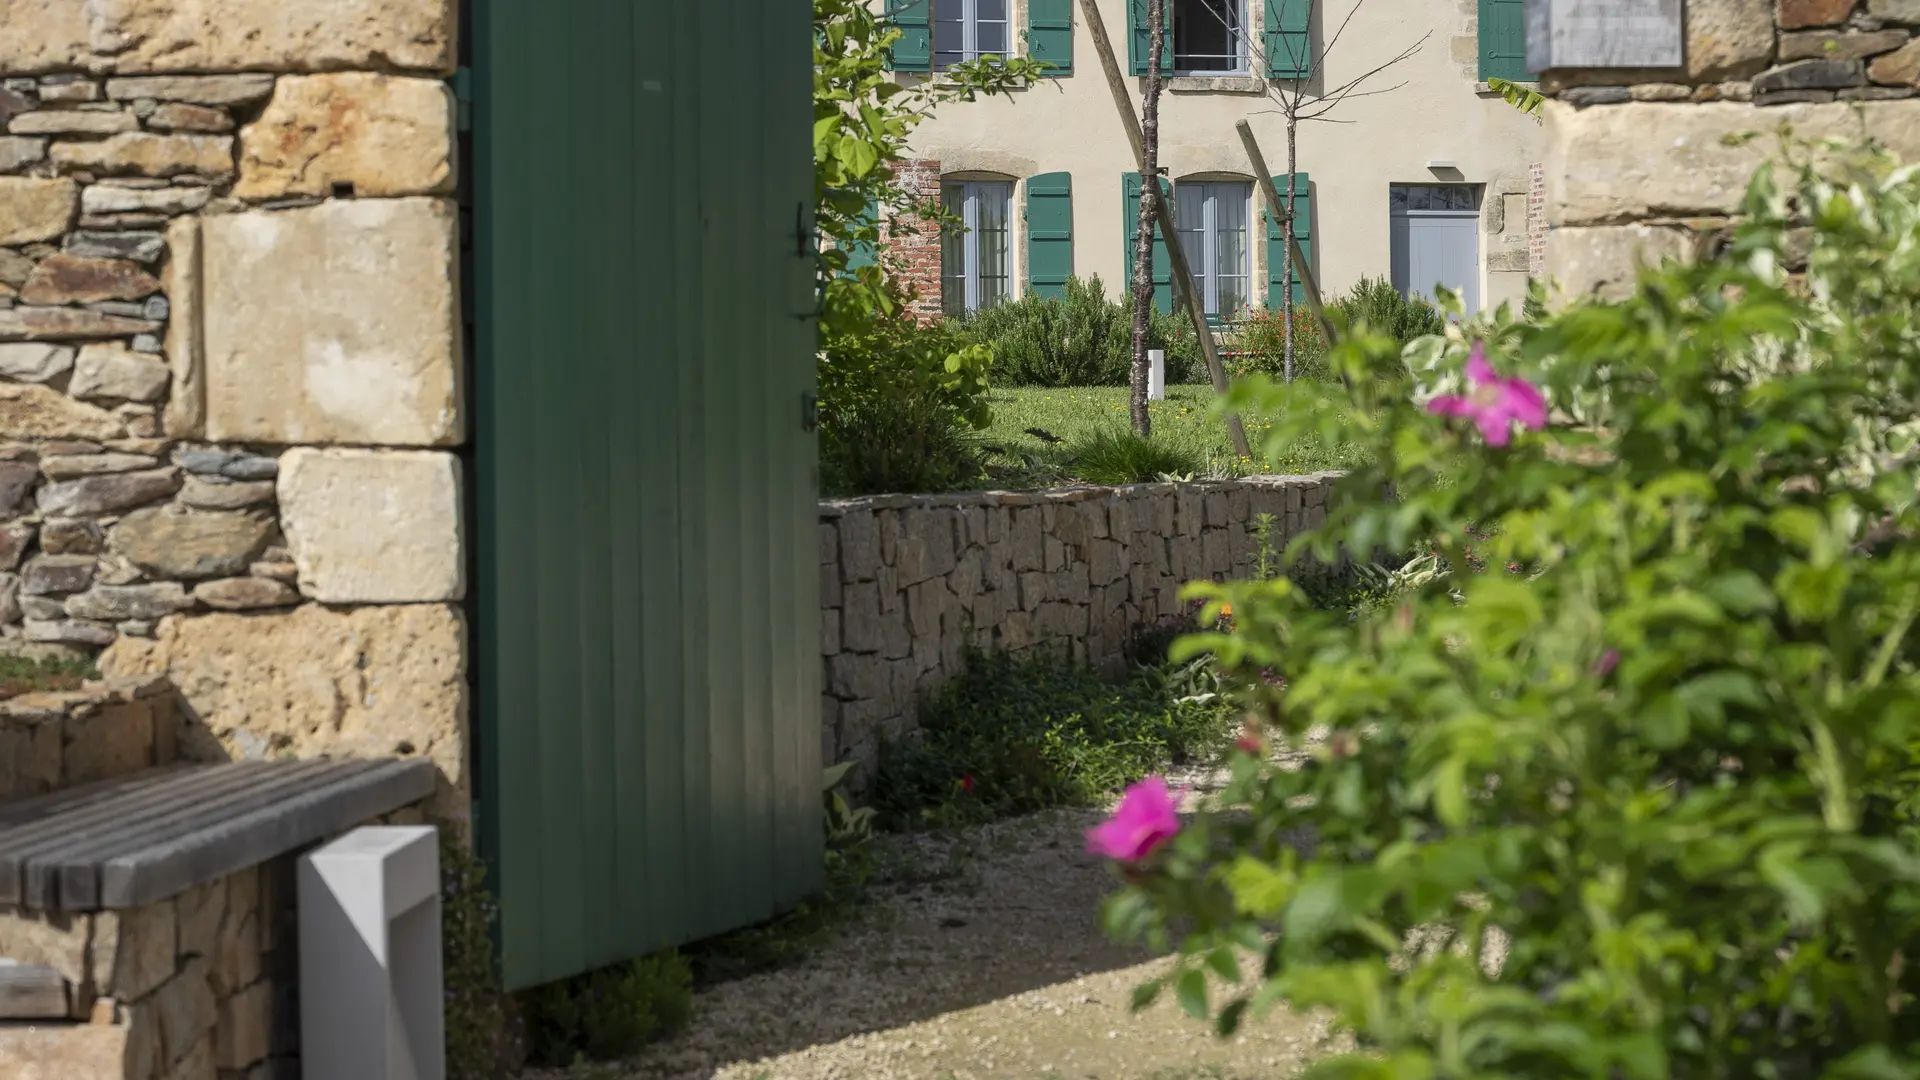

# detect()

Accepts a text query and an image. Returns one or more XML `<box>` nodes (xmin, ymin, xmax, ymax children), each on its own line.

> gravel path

<box><xmin>544</xmin><ymin>760</ymin><xmax>1348</xmax><ymax>1080</ymax></box>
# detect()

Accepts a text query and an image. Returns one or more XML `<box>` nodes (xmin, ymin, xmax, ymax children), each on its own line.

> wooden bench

<box><xmin>0</xmin><ymin>758</ymin><xmax>435</xmax><ymax>1031</ymax></box>
<box><xmin>0</xmin><ymin>758</ymin><xmax>435</xmax><ymax>912</ymax></box>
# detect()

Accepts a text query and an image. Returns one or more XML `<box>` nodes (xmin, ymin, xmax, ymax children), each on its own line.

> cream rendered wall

<box><xmin>905</xmin><ymin>0</ymin><xmax>1545</xmax><ymax>314</ymax></box>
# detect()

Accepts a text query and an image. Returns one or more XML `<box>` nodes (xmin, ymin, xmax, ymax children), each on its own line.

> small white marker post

<box><xmin>299</xmin><ymin>826</ymin><xmax>445</xmax><ymax>1080</ymax></box>
<box><xmin>1148</xmin><ymin>349</ymin><xmax>1166</xmax><ymax>401</ymax></box>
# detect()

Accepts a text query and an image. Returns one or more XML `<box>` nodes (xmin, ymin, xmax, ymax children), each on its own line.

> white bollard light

<box><xmin>299</xmin><ymin>826</ymin><xmax>445</xmax><ymax>1080</ymax></box>
<box><xmin>1148</xmin><ymin>349</ymin><xmax>1166</xmax><ymax>401</ymax></box>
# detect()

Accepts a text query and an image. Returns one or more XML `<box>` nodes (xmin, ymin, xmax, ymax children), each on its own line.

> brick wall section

<box><xmin>818</xmin><ymin>474</ymin><xmax>1342</xmax><ymax>780</ymax></box>
<box><xmin>1527</xmin><ymin>161</ymin><xmax>1547</xmax><ymax>279</ymax></box>
<box><xmin>888</xmin><ymin>158</ymin><xmax>944</xmax><ymax>322</ymax></box>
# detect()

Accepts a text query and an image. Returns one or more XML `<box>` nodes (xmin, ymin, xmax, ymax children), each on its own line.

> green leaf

<box><xmin>1216</xmin><ymin>998</ymin><xmax>1250</xmax><ymax>1037</ymax></box>
<box><xmin>1225</xmin><ymin>856</ymin><xmax>1294</xmax><ymax>918</ymax></box>
<box><xmin>1175</xmin><ymin>968</ymin><xmax>1210</xmax><ymax>1020</ymax></box>
<box><xmin>1129</xmin><ymin>977</ymin><xmax>1165</xmax><ymax>1012</ymax></box>
<box><xmin>1204</xmin><ymin>946</ymin><xmax>1242</xmax><ymax>983</ymax></box>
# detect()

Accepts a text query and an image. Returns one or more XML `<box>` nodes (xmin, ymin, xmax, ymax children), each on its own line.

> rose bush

<box><xmin>1089</xmin><ymin>141</ymin><xmax>1920</xmax><ymax>1077</ymax></box>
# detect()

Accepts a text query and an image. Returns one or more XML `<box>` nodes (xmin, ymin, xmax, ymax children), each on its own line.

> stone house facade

<box><xmin>892</xmin><ymin>0</ymin><xmax>1549</xmax><ymax>320</ymax></box>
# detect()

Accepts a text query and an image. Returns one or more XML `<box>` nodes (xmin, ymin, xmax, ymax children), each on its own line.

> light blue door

<box><xmin>1390</xmin><ymin>185</ymin><xmax>1481</xmax><ymax>315</ymax></box>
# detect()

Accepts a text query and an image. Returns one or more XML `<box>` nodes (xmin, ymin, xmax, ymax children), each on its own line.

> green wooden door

<box><xmin>471</xmin><ymin>0</ymin><xmax>822</xmax><ymax>991</ymax></box>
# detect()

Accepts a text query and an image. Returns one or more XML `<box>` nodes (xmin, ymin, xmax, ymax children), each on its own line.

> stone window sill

<box><xmin>1158</xmin><ymin>75</ymin><xmax>1270</xmax><ymax>94</ymax></box>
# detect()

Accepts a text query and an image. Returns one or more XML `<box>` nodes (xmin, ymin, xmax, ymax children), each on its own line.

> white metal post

<box><xmin>1148</xmin><ymin>349</ymin><xmax>1166</xmax><ymax>400</ymax></box>
<box><xmin>298</xmin><ymin>826</ymin><xmax>444</xmax><ymax>1080</ymax></box>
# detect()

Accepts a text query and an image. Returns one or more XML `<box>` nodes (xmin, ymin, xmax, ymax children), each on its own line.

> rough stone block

<box><xmin>100</xmin><ymin>604</ymin><xmax>470</xmax><ymax>827</ymax></box>
<box><xmin>50</xmin><ymin>134</ymin><xmax>232</xmax><ymax>179</ymax></box>
<box><xmin>161</xmin><ymin>214</ymin><xmax>204</xmax><ymax>439</ymax></box>
<box><xmin>237</xmin><ymin>75</ymin><xmax>455</xmax><ymax>200</ymax></box>
<box><xmin>97</xmin><ymin>900</ymin><xmax>177</xmax><ymax>1001</ymax></box>
<box><xmin>1688</xmin><ymin>0</ymin><xmax>1778</xmax><ymax>80</ymax></box>
<box><xmin>0</xmin><ymin>1022</ymin><xmax>129</xmax><ymax>1080</ymax></box>
<box><xmin>0</xmin><ymin>177</ymin><xmax>76</xmax><ymax>245</ymax></box>
<box><xmin>1546</xmin><ymin>224</ymin><xmax>1693</xmax><ymax>301</ymax></box>
<box><xmin>214</xmin><ymin>979</ymin><xmax>272</xmax><ymax>1071</ymax></box>
<box><xmin>1</xmin><ymin>2</ymin><xmax>456</xmax><ymax>77</ymax></box>
<box><xmin>197</xmin><ymin>198</ymin><xmax>461</xmax><ymax>446</ymax></box>
<box><xmin>1546</xmin><ymin>100</ymin><xmax>1920</xmax><ymax>225</ymax></box>
<box><xmin>277</xmin><ymin>448</ymin><xmax>464</xmax><ymax>604</ymax></box>
<box><xmin>20</xmin><ymin>253</ymin><xmax>160</xmax><ymax>305</ymax></box>
<box><xmin>69</xmin><ymin>343</ymin><xmax>169</xmax><ymax>403</ymax></box>
<box><xmin>61</xmin><ymin>699</ymin><xmax>158</xmax><ymax>784</ymax></box>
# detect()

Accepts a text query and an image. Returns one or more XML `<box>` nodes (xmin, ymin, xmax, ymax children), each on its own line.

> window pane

<box><xmin>1174</xmin><ymin>0</ymin><xmax>1245</xmax><ymax>72</ymax></box>
<box><xmin>977</xmin><ymin>20</ymin><xmax>1008</xmax><ymax>55</ymax></box>
<box><xmin>934</xmin><ymin>13</ymin><xmax>965</xmax><ymax>70</ymax></box>
<box><xmin>976</xmin><ymin>183</ymin><xmax>1011</xmax><ymax>310</ymax></box>
<box><xmin>1214</xmin><ymin>185</ymin><xmax>1248</xmax><ymax>315</ymax></box>
<box><xmin>1175</xmin><ymin>183</ymin><xmax>1205</xmax><ymax>278</ymax></box>
<box><xmin>1389</xmin><ymin>185</ymin><xmax>1408</xmax><ymax>211</ymax></box>
<box><xmin>977</xmin><ymin>0</ymin><xmax>1008</xmax><ymax>20</ymax></box>
<box><xmin>942</xmin><ymin>183</ymin><xmax>968</xmax><ymax>315</ymax></box>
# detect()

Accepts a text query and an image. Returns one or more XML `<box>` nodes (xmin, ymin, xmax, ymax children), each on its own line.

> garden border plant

<box><xmin>1086</xmin><ymin>137</ymin><xmax>1920</xmax><ymax>1079</ymax></box>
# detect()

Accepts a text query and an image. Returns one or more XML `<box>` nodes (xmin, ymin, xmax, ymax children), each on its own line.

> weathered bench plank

<box><xmin>0</xmin><ymin>961</ymin><xmax>67</xmax><ymax>1020</ymax></box>
<box><xmin>0</xmin><ymin>759</ymin><xmax>436</xmax><ymax>911</ymax></box>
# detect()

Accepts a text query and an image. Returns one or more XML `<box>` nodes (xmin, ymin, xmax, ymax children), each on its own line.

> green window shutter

<box><xmin>886</xmin><ymin>0</ymin><xmax>931</xmax><ymax>73</ymax></box>
<box><xmin>1025</xmin><ymin>172</ymin><xmax>1074</xmax><ymax>299</ymax></box>
<box><xmin>1126</xmin><ymin>0</ymin><xmax>1173</xmax><ymax>76</ymax></box>
<box><xmin>1264</xmin><ymin>0</ymin><xmax>1311</xmax><ymax>78</ymax></box>
<box><xmin>1028</xmin><ymin>0</ymin><xmax>1074</xmax><ymax>75</ymax></box>
<box><xmin>846</xmin><ymin>196</ymin><xmax>881</xmax><ymax>271</ymax></box>
<box><xmin>1478</xmin><ymin>0</ymin><xmax>1528</xmax><ymax>81</ymax></box>
<box><xmin>1265</xmin><ymin>173</ymin><xmax>1312</xmax><ymax>308</ymax></box>
<box><xmin>1122</xmin><ymin>172</ymin><xmax>1173</xmax><ymax>313</ymax></box>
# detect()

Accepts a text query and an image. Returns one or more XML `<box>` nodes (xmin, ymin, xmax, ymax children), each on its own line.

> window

<box><xmin>1390</xmin><ymin>184</ymin><xmax>1482</xmax><ymax>315</ymax></box>
<box><xmin>942</xmin><ymin>180</ymin><xmax>1012</xmax><ymax>315</ymax></box>
<box><xmin>1174</xmin><ymin>0</ymin><xmax>1249</xmax><ymax>75</ymax></box>
<box><xmin>1176</xmin><ymin>181</ymin><xmax>1251</xmax><ymax>318</ymax></box>
<box><xmin>934</xmin><ymin>0</ymin><xmax>1011</xmax><ymax>71</ymax></box>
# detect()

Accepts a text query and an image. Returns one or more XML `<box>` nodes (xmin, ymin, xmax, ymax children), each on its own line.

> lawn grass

<box><xmin>976</xmin><ymin>383</ymin><xmax>1371</xmax><ymax>485</ymax></box>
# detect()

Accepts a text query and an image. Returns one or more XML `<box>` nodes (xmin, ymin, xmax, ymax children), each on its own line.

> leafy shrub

<box><xmin>872</xmin><ymin>648</ymin><xmax>1235</xmax><ymax>827</ymax></box>
<box><xmin>1228</xmin><ymin>279</ymin><xmax>1444</xmax><ymax>383</ymax></box>
<box><xmin>1066</xmin><ymin>426</ymin><xmax>1208</xmax><ymax>485</ymax></box>
<box><xmin>518</xmin><ymin>952</ymin><xmax>693</xmax><ymax>1067</ymax></box>
<box><xmin>442</xmin><ymin>839</ymin><xmax>519</xmax><ymax>1080</ymax></box>
<box><xmin>819</xmin><ymin>317</ymin><xmax>992</xmax><ymax>496</ymax></box>
<box><xmin>1103</xmin><ymin>143</ymin><xmax>1920</xmax><ymax>1076</ymax></box>
<box><xmin>959</xmin><ymin>275</ymin><xmax>1201</xmax><ymax>387</ymax></box>
<box><xmin>1335</xmin><ymin>274</ymin><xmax>1446</xmax><ymax>341</ymax></box>
<box><xmin>1226</xmin><ymin>305</ymin><xmax>1330</xmax><ymax>382</ymax></box>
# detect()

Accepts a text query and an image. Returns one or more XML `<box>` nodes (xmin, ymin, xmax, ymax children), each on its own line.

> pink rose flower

<box><xmin>1592</xmin><ymin>649</ymin><xmax>1621</xmax><ymax>678</ymax></box>
<box><xmin>1425</xmin><ymin>343</ymin><xmax>1548</xmax><ymax>447</ymax></box>
<box><xmin>1086</xmin><ymin>777</ymin><xmax>1181</xmax><ymax>863</ymax></box>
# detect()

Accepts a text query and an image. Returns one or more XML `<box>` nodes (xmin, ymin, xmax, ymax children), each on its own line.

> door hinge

<box><xmin>451</xmin><ymin>67</ymin><xmax>473</xmax><ymax>132</ymax></box>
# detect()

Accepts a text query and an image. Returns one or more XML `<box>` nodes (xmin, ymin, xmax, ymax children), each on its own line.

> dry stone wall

<box><xmin>1540</xmin><ymin>0</ymin><xmax>1920</xmax><ymax>298</ymax></box>
<box><xmin>0</xmin><ymin>6</ymin><xmax>469</xmax><ymax>829</ymax></box>
<box><xmin>818</xmin><ymin>474</ymin><xmax>1340</xmax><ymax>774</ymax></box>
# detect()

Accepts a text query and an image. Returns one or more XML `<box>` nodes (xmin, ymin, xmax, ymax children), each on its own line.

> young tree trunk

<box><xmin>1130</xmin><ymin>0</ymin><xmax>1166</xmax><ymax>436</ymax></box>
<box><xmin>1282</xmin><ymin>116</ymin><xmax>1298</xmax><ymax>383</ymax></box>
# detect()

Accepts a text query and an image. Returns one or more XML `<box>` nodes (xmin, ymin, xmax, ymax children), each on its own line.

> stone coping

<box><xmin>818</xmin><ymin>473</ymin><xmax>1348</xmax><ymax>516</ymax></box>
<box><xmin>0</xmin><ymin>676</ymin><xmax>172</xmax><ymax>728</ymax></box>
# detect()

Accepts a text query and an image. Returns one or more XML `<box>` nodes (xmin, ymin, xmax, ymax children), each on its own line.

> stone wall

<box><xmin>0</xmin><ymin>11</ymin><xmax>469</xmax><ymax>828</ymax></box>
<box><xmin>1540</xmin><ymin>0</ymin><xmax>1920</xmax><ymax>299</ymax></box>
<box><xmin>819</xmin><ymin>474</ymin><xmax>1339</xmax><ymax>774</ymax></box>
<box><xmin>0</xmin><ymin>676</ymin><xmax>176</xmax><ymax>802</ymax></box>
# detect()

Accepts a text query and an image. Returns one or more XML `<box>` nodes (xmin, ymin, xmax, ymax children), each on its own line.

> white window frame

<box><xmin>942</xmin><ymin>179</ymin><xmax>1014</xmax><ymax>315</ymax></box>
<box><xmin>933</xmin><ymin>0</ymin><xmax>1014</xmax><ymax>72</ymax></box>
<box><xmin>1173</xmin><ymin>0</ymin><xmax>1252</xmax><ymax>77</ymax></box>
<box><xmin>1177</xmin><ymin>181</ymin><xmax>1252</xmax><ymax>319</ymax></box>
